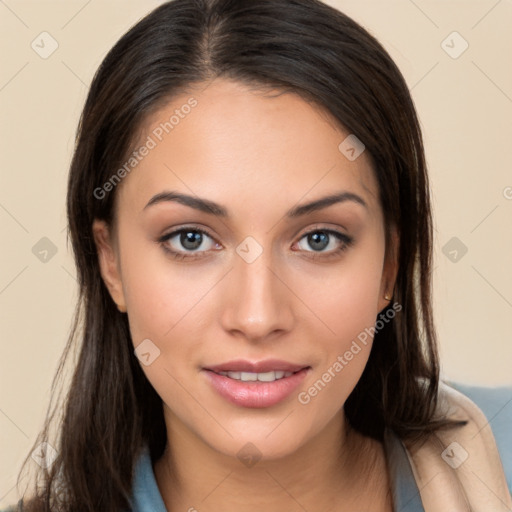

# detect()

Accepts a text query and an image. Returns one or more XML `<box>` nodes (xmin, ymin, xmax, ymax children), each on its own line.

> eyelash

<box><xmin>158</xmin><ymin>225</ymin><xmax>354</xmax><ymax>261</ymax></box>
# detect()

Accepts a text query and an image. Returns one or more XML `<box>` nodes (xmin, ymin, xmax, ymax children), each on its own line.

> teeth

<box><xmin>255</xmin><ymin>371</ymin><xmax>275</xmax><ymax>382</ymax></box>
<box><xmin>218</xmin><ymin>370</ymin><xmax>295</xmax><ymax>382</ymax></box>
<box><xmin>240</xmin><ymin>371</ymin><xmax>258</xmax><ymax>381</ymax></box>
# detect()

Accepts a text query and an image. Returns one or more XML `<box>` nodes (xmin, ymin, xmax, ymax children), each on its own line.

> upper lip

<box><xmin>204</xmin><ymin>359</ymin><xmax>310</xmax><ymax>373</ymax></box>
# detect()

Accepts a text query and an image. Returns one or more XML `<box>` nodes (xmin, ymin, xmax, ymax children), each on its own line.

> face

<box><xmin>93</xmin><ymin>78</ymin><xmax>397</xmax><ymax>462</ymax></box>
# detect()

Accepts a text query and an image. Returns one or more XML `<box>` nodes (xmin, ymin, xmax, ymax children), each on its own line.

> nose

<box><xmin>219</xmin><ymin>245</ymin><xmax>294</xmax><ymax>343</ymax></box>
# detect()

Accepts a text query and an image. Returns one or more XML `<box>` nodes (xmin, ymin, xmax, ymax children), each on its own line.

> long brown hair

<box><xmin>12</xmin><ymin>0</ymin><xmax>454</xmax><ymax>510</ymax></box>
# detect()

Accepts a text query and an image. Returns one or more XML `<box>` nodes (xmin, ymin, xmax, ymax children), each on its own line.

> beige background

<box><xmin>1</xmin><ymin>0</ymin><xmax>511</xmax><ymax>506</ymax></box>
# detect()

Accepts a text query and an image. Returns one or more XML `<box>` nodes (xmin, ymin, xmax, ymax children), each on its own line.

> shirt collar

<box><xmin>384</xmin><ymin>429</ymin><xmax>425</xmax><ymax>511</ymax></box>
<box><xmin>129</xmin><ymin>446</ymin><xmax>168</xmax><ymax>512</ymax></box>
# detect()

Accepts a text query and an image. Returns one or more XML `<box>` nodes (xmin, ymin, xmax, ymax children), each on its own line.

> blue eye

<box><xmin>159</xmin><ymin>227</ymin><xmax>219</xmax><ymax>259</ymax></box>
<box><xmin>296</xmin><ymin>229</ymin><xmax>353</xmax><ymax>258</ymax></box>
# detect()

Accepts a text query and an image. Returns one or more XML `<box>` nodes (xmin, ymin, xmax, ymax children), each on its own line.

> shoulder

<box><xmin>402</xmin><ymin>381</ymin><xmax>512</xmax><ymax>510</ymax></box>
<box><xmin>445</xmin><ymin>381</ymin><xmax>512</xmax><ymax>493</ymax></box>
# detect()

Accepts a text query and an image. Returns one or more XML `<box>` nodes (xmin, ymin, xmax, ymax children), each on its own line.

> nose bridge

<box><xmin>220</xmin><ymin>240</ymin><xmax>292</xmax><ymax>339</ymax></box>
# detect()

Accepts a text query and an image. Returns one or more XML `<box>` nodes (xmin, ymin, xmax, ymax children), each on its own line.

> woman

<box><xmin>4</xmin><ymin>0</ymin><xmax>511</xmax><ymax>510</ymax></box>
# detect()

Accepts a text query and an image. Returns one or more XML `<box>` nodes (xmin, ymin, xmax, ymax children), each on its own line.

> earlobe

<box><xmin>92</xmin><ymin>219</ymin><xmax>127</xmax><ymax>313</ymax></box>
<box><xmin>378</xmin><ymin>227</ymin><xmax>399</xmax><ymax>313</ymax></box>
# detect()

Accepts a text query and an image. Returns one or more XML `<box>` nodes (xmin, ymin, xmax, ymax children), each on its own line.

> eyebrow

<box><xmin>143</xmin><ymin>190</ymin><xmax>367</xmax><ymax>218</ymax></box>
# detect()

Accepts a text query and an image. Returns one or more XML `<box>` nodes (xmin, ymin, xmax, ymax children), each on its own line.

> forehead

<box><xmin>115</xmin><ymin>78</ymin><xmax>380</xmax><ymax>221</ymax></box>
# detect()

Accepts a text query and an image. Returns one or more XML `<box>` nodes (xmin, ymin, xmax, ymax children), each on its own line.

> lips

<box><xmin>202</xmin><ymin>359</ymin><xmax>311</xmax><ymax>408</ymax></box>
<box><xmin>204</xmin><ymin>359</ymin><xmax>309</xmax><ymax>374</ymax></box>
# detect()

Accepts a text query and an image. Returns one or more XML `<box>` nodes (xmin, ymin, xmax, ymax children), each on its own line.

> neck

<box><xmin>153</xmin><ymin>406</ymin><xmax>392</xmax><ymax>512</ymax></box>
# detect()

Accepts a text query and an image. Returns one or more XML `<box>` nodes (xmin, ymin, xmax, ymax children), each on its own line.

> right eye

<box><xmin>159</xmin><ymin>227</ymin><xmax>221</xmax><ymax>260</ymax></box>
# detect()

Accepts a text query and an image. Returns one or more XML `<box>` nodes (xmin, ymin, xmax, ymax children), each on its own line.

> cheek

<box><xmin>294</xmin><ymin>245</ymin><xmax>385</xmax><ymax>347</ymax></box>
<box><xmin>121</xmin><ymin>256</ymin><xmax>214</xmax><ymax>414</ymax></box>
<box><xmin>293</xmin><ymin>244</ymin><xmax>385</xmax><ymax>412</ymax></box>
<box><xmin>120</xmin><ymin>238</ymin><xmax>216</xmax><ymax>343</ymax></box>
<box><xmin>120</xmin><ymin>240</ymin><xmax>221</xmax><ymax>393</ymax></box>
<box><xmin>295</xmin><ymin>280</ymin><xmax>378</xmax><ymax>427</ymax></box>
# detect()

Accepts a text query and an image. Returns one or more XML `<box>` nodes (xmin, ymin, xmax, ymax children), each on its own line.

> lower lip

<box><xmin>203</xmin><ymin>368</ymin><xmax>310</xmax><ymax>408</ymax></box>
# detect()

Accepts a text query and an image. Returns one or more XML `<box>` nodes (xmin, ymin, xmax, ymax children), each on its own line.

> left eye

<box><xmin>296</xmin><ymin>229</ymin><xmax>352</xmax><ymax>253</ymax></box>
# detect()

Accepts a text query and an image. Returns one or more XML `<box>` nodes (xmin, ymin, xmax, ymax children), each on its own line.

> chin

<box><xmin>203</xmin><ymin>414</ymin><xmax>316</xmax><ymax>464</ymax></box>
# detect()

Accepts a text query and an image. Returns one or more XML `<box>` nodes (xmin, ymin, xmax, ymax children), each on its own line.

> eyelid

<box><xmin>296</xmin><ymin>223</ymin><xmax>349</xmax><ymax>238</ymax></box>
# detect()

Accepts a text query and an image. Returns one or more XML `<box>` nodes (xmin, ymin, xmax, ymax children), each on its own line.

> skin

<box><xmin>93</xmin><ymin>78</ymin><xmax>398</xmax><ymax>511</ymax></box>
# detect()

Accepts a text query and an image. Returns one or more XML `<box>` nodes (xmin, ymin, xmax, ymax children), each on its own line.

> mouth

<box><xmin>202</xmin><ymin>359</ymin><xmax>311</xmax><ymax>408</ymax></box>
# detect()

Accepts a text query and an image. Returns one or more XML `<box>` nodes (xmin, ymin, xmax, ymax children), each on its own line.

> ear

<box><xmin>92</xmin><ymin>219</ymin><xmax>127</xmax><ymax>313</ymax></box>
<box><xmin>377</xmin><ymin>225</ymin><xmax>399</xmax><ymax>314</ymax></box>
